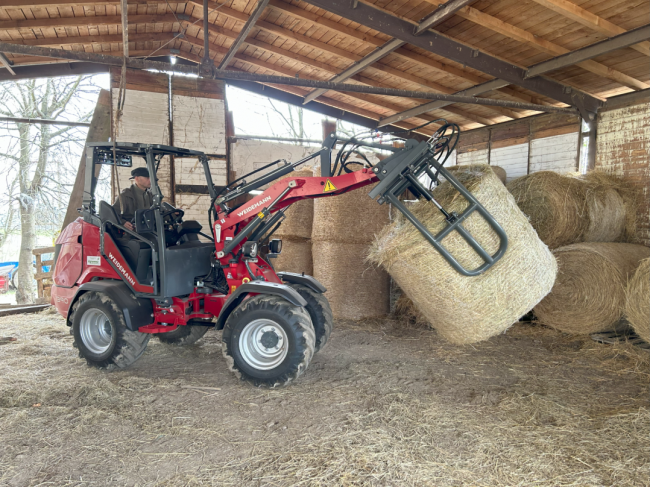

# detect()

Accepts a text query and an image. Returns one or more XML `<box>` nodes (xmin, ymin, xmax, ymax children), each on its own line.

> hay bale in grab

<box><xmin>625</xmin><ymin>258</ymin><xmax>650</xmax><ymax>343</ymax></box>
<box><xmin>274</xmin><ymin>169</ymin><xmax>314</xmax><ymax>240</ymax></box>
<box><xmin>312</xmin><ymin>241</ymin><xmax>390</xmax><ymax>320</ymax></box>
<box><xmin>368</xmin><ymin>164</ymin><xmax>557</xmax><ymax>345</ymax></box>
<box><xmin>534</xmin><ymin>243</ymin><xmax>650</xmax><ymax>335</ymax></box>
<box><xmin>272</xmin><ymin>237</ymin><xmax>313</xmax><ymax>275</ymax></box>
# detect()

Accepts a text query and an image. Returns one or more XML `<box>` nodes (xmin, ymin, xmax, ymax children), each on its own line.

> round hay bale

<box><xmin>274</xmin><ymin>169</ymin><xmax>314</xmax><ymax>239</ymax></box>
<box><xmin>312</xmin><ymin>241</ymin><xmax>390</xmax><ymax>320</ymax></box>
<box><xmin>490</xmin><ymin>165</ymin><xmax>507</xmax><ymax>184</ymax></box>
<box><xmin>581</xmin><ymin>171</ymin><xmax>640</xmax><ymax>243</ymax></box>
<box><xmin>534</xmin><ymin>243</ymin><xmax>650</xmax><ymax>335</ymax></box>
<box><xmin>506</xmin><ymin>171</ymin><xmax>589</xmax><ymax>249</ymax></box>
<box><xmin>312</xmin><ymin>175</ymin><xmax>389</xmax><ymax>244</ymax></box>
<box><xmin>272</xmin><ymin>237</ymin><xmax>313</xmax><ymax>275</ymax></box>
<box><xmin>625</xmin><ymin>258</ymin><xmax>650</xmax><ymax>343</ymax></box>
<box><xmin>582</xmin><ymin>184</ymin><xmax>625</xmax><ymax>242</ymax></box>
<box><xmin>369</xmin><ymin>164</ymin><xmax>557</xmax><ymax>345</ymax></box>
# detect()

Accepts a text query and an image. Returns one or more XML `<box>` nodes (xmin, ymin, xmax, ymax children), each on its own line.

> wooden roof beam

<box><xmin>378</xmin><ymin>79</ymin><xmax>511</xmax><ymax>127</ymax></box>
<box><xmin>0</xmin><ymin>51</ymin><xmax>15</xmax><ymax>75</ymax></box>
<box><xmin>264</xmin><ymin>0</ymin><xmax>560</xmax><ymax>107</ymax></box>
<box><xmin>179</xmin><ymin>34</ymin><xmax>491</xmax><ymax>127</ymax></box>
<box><xmin>425</xmin><ymin>0</ymin><xmax>649</xmax><ymax>91</ymax></box>
<box><xmin>301</xmin><ymin>0</ymin><xmax>601</xmax><ymax>116</ymax></box>
<box><xmin>526</xmin><ymin>24</ymin><xmax>650</xmax><ymax>79</ymax></box>
<box><xmin>217</xmin><ymin>0</ymin><xmax>269</xmax><ymax>70</ymax></box>
<box><xmin>414</xmin><ymin>0</ymin><xmax>477</xmax><ymax>35</ymax></box>
<box><xmin>302</xmin><ymin>0</ymin><xmax>475</xmax><ymax>104</ymax></box>
<box><xmin>529</xmin><ymin>0</ymin><xmax>650</xmax><ymax>57</ymax></box>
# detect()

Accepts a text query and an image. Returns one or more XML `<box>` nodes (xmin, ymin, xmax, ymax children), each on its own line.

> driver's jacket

<box><xmin>112</xmin><ymin>184</ymin><xmax>154</xmax><ymax>225</ymax></box>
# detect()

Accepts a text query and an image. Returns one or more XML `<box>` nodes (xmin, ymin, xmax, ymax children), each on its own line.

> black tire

<box><xmin>285</xmin><ymin>283</ymin><xmax>333</xmax><ymax>353</ymax></box>
<box><xmin>71</xmin><ymin>291</ymin><xmax>150</xmax><ymax>369</ymax></box>
<box><xmin>221</xmin><ymin>294</ymin><xmax>315</xmax><ymax>387</ymax></box>
<box><xmin>155</xmin><ymin>325</ymin><xmax>210</xmax><ymax>345</ymax></box>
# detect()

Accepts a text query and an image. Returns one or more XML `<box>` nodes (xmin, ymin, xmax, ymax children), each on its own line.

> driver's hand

<box><xmin>124</xmin><ymin>222</ymin><xmax>134</xmax><ymax>231</ymax></box>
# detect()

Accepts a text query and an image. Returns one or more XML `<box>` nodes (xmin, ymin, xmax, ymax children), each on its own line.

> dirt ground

<box><xmin>0</xmin><ymin>309</ymin><xmax>648</xmax><ymax>487</ymax></box>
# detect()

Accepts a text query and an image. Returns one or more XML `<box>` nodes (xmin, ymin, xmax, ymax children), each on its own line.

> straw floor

<box><xmin>1</xmin><ymin>309</ymin><xmax>648</xmax><ymax>486</ymax></box>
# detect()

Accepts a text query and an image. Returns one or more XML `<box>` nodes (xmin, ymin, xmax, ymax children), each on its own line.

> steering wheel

<box><xmin>161</xmin><ymin>208</ymin><xmax>184</xmax><ymax>224</ymax></box>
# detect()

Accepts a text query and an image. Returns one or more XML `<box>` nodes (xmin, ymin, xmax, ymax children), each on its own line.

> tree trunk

<box><xmin>16</xmin><ymin>194</ymin><xmax>36</xmax><ymax>304</ymax></box>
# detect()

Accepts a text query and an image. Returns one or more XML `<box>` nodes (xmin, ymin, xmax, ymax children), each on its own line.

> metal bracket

<box><xmin>571</xmin><ymin>91</ymin><xmax>600</xmax><ymax>122</ymax></box>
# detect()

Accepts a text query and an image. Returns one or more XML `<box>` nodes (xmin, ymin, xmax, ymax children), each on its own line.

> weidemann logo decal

<box><xmin>109</xmin><ymin>252</ymin><xmax>136</xmax><ymax>286</ymax></box>
<box><xmin>237</xmin><ymin>196</ymin><xmax>271</xmax><ymax>217</ymax></box>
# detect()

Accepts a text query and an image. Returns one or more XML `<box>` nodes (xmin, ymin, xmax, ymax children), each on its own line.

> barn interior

<box><xmin>0</xmin><ymin>0</ymin><xmax>649</xmax><ymax>484</ymax></box>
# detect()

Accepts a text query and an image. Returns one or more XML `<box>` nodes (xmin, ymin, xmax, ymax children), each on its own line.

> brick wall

<box><xmin>596</xmin><ymin>102</ymin><xmax>650</xmax><ymax>246</ymax></box>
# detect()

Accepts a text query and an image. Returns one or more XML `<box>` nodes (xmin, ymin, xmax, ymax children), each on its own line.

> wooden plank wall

<box><xmin>109</xmin><ymin>68</ymin><xmax>228</xmax><ymax>231</ymax></box>
<box><xmin>596</xmin><ymin>101</ymin><xmax>650</xmax><ymax>246</ymax></box>
<box><xmin>455</xmin><ymin>112</ymin><xmax>581</xmax><ymax>181</ymax></box>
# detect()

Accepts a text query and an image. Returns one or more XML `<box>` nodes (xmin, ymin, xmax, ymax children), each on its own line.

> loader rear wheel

<box><xmin>286</xmin><ymin>283</ymin><xmax>333</xmax><ymax>352</ymax></box>
<box><xmin>155</xmin><ymin>324</ymin><xmax>209</xmax><ymax>345</ymax></box>
<box><xmin>221</xmin><ymin>294</ymin><xmax>315</xmax><ymax>387</ymax></box>
<box><xmin>71</xmin><ymin>292</ymin><xmax>150</xmax><ymax>369</ymax></box>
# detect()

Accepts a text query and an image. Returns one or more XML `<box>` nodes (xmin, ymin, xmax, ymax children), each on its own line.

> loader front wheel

<box><xmin>221</xmin><ymin>295</ymin><xmax>315</xmax><ymax>387</ymax></box>
<box><xmin>285</xmin><ymin>283</ymin><xmax>333</xmax><ymax>352</ymax></box>
<box><xmin>71</xmin><ymin>292</ymin><xmax>150</xmax><ymax>369</ymax></box>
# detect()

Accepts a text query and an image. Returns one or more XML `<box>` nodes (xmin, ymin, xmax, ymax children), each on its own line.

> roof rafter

<box><xmin>175</xmin><ymin>33</ymin><xmax>503</xmax><ymax>127</ymax></box>
<box><xmin>302</xmin><ymin>0</ymin><xmax>476</xmax><ymax>104</ymax></box>
<box><xmin>528</xmin><ymin>0</ymin><xmax>650</xmax><ymax>57</ymax></box>
<box><xmin>526</xmin><ymin>24</ymin><xmax>650</xmax><ymax>79</ymax></box>
<box><xmin>217</xmin><ymin>0</ymin><xmax>269</xmax><ymax>70</ymax></box>
<box><xmin>300</xmin><ymin>0</ymin><xmax>602</xmax><ymax>115</ymax></box>
<box><xmin>421</xmin><ymin>0</ymin><xmax>649</xmax><ymax>90</ymax></box>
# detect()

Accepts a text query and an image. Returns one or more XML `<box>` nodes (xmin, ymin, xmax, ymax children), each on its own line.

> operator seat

<box><xmin>98</xmin><ymin>201</ymin><xmax>153</xmax><ymax>284</ymax></box>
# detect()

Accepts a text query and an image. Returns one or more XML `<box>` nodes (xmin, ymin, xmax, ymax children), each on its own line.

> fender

<box><xmin>215</xmin><ymin>281</ymin><xmax>308</xmax><ymax>330</ymax></box>
<box><xmin>66</xmin><ymin>280</ymin><xmax>154</xmax><ymax>331</ymax></box>
<box><xmin>276</xmin><ymin>272</ymin><xmax>326</xmax><ymax>293</ymax></box>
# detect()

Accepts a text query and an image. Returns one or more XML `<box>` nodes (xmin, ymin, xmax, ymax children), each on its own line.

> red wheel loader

<box><xmin>52</xmin><ymin>124</ymin><xmax>507</xmax><ymax>386</ymax></box>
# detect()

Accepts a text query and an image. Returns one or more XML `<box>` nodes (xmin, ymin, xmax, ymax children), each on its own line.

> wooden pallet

<box><xmin>591</xmin><ymin>329</ymin><xmax>650</xmax><ymax>352</ymax></box>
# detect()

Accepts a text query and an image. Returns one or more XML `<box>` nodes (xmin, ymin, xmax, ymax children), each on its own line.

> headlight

<box><xmin>269</xmin><ymin>239</ymin><xmax>282</xmax><ymax>254</ymax></box>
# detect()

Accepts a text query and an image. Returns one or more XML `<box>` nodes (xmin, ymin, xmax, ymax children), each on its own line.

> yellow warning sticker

<box><xmin>258</xmin><ymin>212</ymin><xmax>265</xmax><ymax>219</ymax></box>
<box><xmin>323</xmin><ymin>179</ymin><xmax>338</xmax><ymax>193</ymax></box>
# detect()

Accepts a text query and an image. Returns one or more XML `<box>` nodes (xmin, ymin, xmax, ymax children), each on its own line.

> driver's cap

<box><xmin>130</xmin><ymin>167</ymin><xmax>150</xmax><ymax>179</ymax></box>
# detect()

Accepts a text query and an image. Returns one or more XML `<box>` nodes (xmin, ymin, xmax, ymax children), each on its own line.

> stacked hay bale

<box><xmin>312</xmin><ymin>178</ymin><xmax>390</xmax><ymax>320</ymax></box>
<box><xmin>534</xmin><ymin>243</ymin><xmax>650</xmax><ymax>334</ymax></box>
<box><xmin>369</xmin><ymin>164</ymin><xmax>557</xmax><ymax>345</ymax></box>
<box><xmin>272</xmin><ymin>169</ymin><xmax>314</xmax><ymax>275</ymax></box>
<box><xmin>507</xmin><ymin>171</ymin><xmax>639</xmax><ymax>248</ymax></box>
<box><xmin>625</xmin><ymin>258</ymin><xmax>650</xmax><ymax>343</ymax></box>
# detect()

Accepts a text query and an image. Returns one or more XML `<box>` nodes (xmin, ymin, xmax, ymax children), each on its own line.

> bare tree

<box><xmin>267</xmin><ymin>99</ymin><xmax>305</xmax><ymax>142</ymax></box>
<box><xmin>0</xmin><ymin>77</ymin><xmax>95</xmax><ymax>303</ymax></box>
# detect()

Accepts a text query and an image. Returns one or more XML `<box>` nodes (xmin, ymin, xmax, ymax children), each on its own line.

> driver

<box><xmin>113</xmin><ymin>167</ymin><xmax>154</xmax><ymax>231</ymax></box>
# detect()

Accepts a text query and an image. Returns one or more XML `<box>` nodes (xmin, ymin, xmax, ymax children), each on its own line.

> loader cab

<box><xmin>80</xmin><ymin>143</ymin><xmax>216</xmax><ymax>304</ymax></box>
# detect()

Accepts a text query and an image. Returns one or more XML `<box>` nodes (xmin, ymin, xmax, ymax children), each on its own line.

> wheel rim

<box><xmin>79</xmin><ymin>308</ymin><xmax>113</xmax><ymax>354</ymax></box>
<box><xmin>238</xmin><ymin>319</ymin><xmax>288</xmax><ymax>370</ymax></box>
